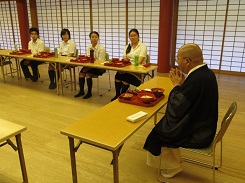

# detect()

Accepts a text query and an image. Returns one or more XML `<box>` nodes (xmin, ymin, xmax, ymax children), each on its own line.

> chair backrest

<box><xmin>105</xmin><ymin>52</ymin><xmax>109</xmax><ymax>61</ymax></box>
<box><xmin>74</xmin><ymin>49</ymin><xmax>79</xmax><ymax>58</ymax></box>
<box><xmin>215</xmin><ymin>102</ymin><xmax>237</xmax><ymax>144</ymax></box>
<box><xmin>1</xmin><ymin>56</ymin><xmax>12</xmax><ymax>65</ymax></box>
<box><xmin>45</xmin><ymin>46</ymin><xmax>50</xmax><ymax>52</ymax></box>
<box><xmin>146</xmin><ymin>55</ymin><xmax>150</xmax><ymax>63</ymax></box>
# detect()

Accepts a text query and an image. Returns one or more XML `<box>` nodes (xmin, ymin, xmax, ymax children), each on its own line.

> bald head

<box><xmin>178</xmin><ymin>43</ymin><xmax>203</xmax><ymax>65</ymax></box>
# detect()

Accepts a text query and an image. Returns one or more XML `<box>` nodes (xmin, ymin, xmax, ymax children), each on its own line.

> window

<box><xmin>92</xmin><ymin>0</ymin><xmax>127</xmax><ymax>58</ymax></box>
<box><xmin>34</xmin><ymin>0</ymin><xmax>160</xmax><ymax>63</ymax></box>
<box><xmin>0</xmin><ymin>0</ymin><xmax>160</xmax><ymax>64</ymax></box>
<box><xmin>176</xmin><ymin>0</ymin><xmax>245</xmax><ymax>73</ymax></box>
<box><xmin>36</xmin><ymin>0</ymin><xmax>62</xmax><ymax>51</ymax></box>
<box><xmin>0</xmin><ymin>1</ymin><xmax>21</xmax><ymax>50</ymax></box>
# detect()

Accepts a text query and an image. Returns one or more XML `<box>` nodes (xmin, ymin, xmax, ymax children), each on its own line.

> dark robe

<box><xmin>143</xmin><ymin>65</ymin><xmax>219</xmax><ymax>156</ymax></box>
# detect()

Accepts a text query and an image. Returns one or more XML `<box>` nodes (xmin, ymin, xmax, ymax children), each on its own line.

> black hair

<box><xmin>89</xmin><ymin>31</ymin><xmax>99</xmax><ymax>38</ymax></box>
<box><xmin>126</xmin><ymin>29</ymin><xmax>140</xmax><ymax>54</ymax></box>
<box><xmin>126</xmin><ymin>43</ymin><xmax>131</xmax><ymax>54</ymax></box>
<box><xmin>29</xmin><ymin>27</ymin><xmax>39</xmax><ymax>35</ymax></box>
<box><xmin>60</xmin><ymin>29</ymin><xmax>71</xmax><ymax>39</ymax></box>
<box><xmin>129</xmin><ymin>28</ymin><xmax>139</xmax><ymax>37</ymax></box>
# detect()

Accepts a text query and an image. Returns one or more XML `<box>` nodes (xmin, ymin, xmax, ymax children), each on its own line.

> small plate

<box><xmin>121</xmin><ymin>93</ymin><xmax>133</xmax><ymax>100</ymax></box>
<box><xmin>137</xmin><ymin>92</ymin><xmax>155</xmax><ymax>103</ymax></box>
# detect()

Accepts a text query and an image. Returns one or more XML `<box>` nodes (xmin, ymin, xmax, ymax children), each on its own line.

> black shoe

<box><xmin>30</xmin><ymin>76</ymin><xmax>38</xmax><ymax>82</ymax></box>
<box><xmin>25</xmin><ymin>75</ymin><xmax>31</xmax><ymax>81</ymax></box>
<box><xmin>49</xmin><ymin>83</ymin><xmax>56</xmax><ymax>89</ymax></box>
<box><xmin>111</xmin><ymin>96</ymin><xmax>119</xmax><ymax>102</ymax></box>
<box><xmin>74</xmin><ymin>92</ymin><xmax>85</xmax><ymax>98</ymax></box>
<box><xmin>83</xmin><ymin>93</ymin><xmax>92</xmax><ymax>99</ymax></box>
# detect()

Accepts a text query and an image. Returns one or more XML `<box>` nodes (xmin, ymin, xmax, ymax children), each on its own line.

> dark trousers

<box><xmin>20</xmin><ymin>59</ymin><xmax>43</xmax><ymax>79</ymax></box>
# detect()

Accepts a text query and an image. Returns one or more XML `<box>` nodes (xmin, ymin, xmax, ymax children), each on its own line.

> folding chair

<box><xmin>59</xmin><ymin>49</ymin><xmax>78</xmax><ymax>94</ymax></box>
<box><xmin>93</xmin><ymin>52</ymin><xmax>111</xmax><ymax>96</ymax></box>
<box><xmin>0</xmin><ymin>56</ymin><xmax>19</xmax><ymax>82</ymax></box>
<box><xmin>60</xmin><ymin>64</ymin><xmax>76</xmax><ymax>94</ymax></box>
<box><xmin>181</xmin><ymin>102</ymin><xmax>237</xmax><ymax>182</ymax></box>
<box><xmin>145</xmin><ymin>55</ymin><xmax>154</xmax><ymax>80</ymax></box>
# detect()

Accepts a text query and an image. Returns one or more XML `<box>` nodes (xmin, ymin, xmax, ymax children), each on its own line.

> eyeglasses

<box><xmin>175</xmin><ymin>57</ymin><xmax>192</xmax><ymax>63</ymax></box>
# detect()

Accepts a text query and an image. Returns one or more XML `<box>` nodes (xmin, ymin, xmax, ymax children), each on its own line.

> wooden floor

<box><xmin>0</xmin><ymin>64</ymin><xmax>245</xmax><ymax>183</ymax></box>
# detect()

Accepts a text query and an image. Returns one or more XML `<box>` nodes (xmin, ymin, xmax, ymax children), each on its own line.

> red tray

<box><xmin>20</xmin><ymin>49</ymin><xmax>32</xmax><ymax>54</ymax></box>
<box><xmin>70</xmin><ymin>59</ymin><xmax>90</xmax><ymax>63</ymax></box>
<box><xmin>33</xmin><ymin>54</ymin><xmax>53</xmax><ymax>58</ymax></box>
<box><xmin>118</xmin><ymin>92</ymin><xmax>165</xmax><ymax>107</ymax></box>
<box><xmin>9</xmin><ymin>51</ymin><xmax>26</xmax><ymax>55</ymax></box>
<box><xmin>143</xmin><ymin>63</ymin><xmax>151</xmax><ymax>67</ymax></box>
<box><xmin>47</xmin><ymin>52</ymin><xmax>55</xmax><ymax>56</ymax></box>
<box><xmin>104</xmin><ymin>62</ymin><xmax>131</xmax><ymax>67</ymax></box>
<box><xmin>37</xmin><ymin>52</ymin><xmax>55</xmax><ymax>56</ymax></box>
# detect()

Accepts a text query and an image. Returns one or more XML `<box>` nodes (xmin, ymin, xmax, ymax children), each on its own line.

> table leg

<box><xmin>15</xmin><ymin>58</ymin><xmax>21</xmax><ymax>79</ymax></box>
<box><xmin>52</xmin><ymin>63</ymin><xmax>60</xmax><ymax>95</ymax></box>
<box><xmin>141</xmin><ymin>74</ymin><xmax>145</xmax><ymax>83</ymax></box>
<box><xmin>73</xmin><ymin>66</ymin><xmax>76</xmax><ymax>90</ymax></box>
<box><xmin>0</xmin><ymin>56</ymin><xmax>6</xmax><ymax>83</ymax></box>
<box><xmin>15</xmin><ymin>134</ymin><xmax>28</xmax><ymax>183</ymax></box>
<box><xmin>112</xmin><ymin>149</ymin><xmax>120</xmax><ymax>183</ymax></box>
<box><xmin>154</xmin><ymin>113</ymin><xmax>157</xmax><ymax>125</ymax></box>
<box><xmin>68</xmin><ymin>137</ymin><xmax>77</xmax><ymax>183</ymax></box>
<box><xmin>59</xmin><ymin>63</ymin><xmax>63</xmax><ymax>95</ymax></box>
<box><xmin>69</xmin><ymin>66</ymin><xmax>73</xmax><ymax>91</ymax></box>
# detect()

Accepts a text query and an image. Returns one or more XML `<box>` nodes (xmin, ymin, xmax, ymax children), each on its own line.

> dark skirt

<box><xmin>115</xmin><ymin>71</ymin><xmax>142</xmax><ymax>86</ymax></box>
<box><xmin>80</xmin><ymin>67</ymin><xmax>106</xmax><ymax>76</ymax></box>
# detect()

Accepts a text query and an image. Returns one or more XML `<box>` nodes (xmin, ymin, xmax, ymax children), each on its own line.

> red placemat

<box><xmin>118</xmin><ymin>92</ymin><xmax>165</xmax><ymax>107</ymax></box>
<box><xmin>9</xmin><ymin>51</ymin><xmax>26</xmax><ymax>55</ymax></box>
<box><xmin>70</xmin><ymin>59</ymin><xmax>90</xmax><ymax>63</ymax></box>
<box><xmin>104</xmin><ymin>62</ymin><xmax>131</xmax><ymax>67</ymax></box>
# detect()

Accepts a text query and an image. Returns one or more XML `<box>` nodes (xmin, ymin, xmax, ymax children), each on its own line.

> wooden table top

<box><xmin>0</xmin><ymin>118</ymin><xmax>27</xmax><ymax>142</ymax></box>
<box><xmin>0</xmin><ymin>49</ymin><xmax>59</xmax><ymax>63</ymax></box>
<box><xmin>0</xmin><ymin>49</ymin><xmax>157</xmax><ymax>74</ymax></box>
<box><xmin>61</xmin><ymin>76</ymin><xmax>173</xmax><ymax>151</ymax></box>
<box><xmin>58</xmin><ymin>58</ymin><xmax>157</xmax><ymax>74</ymax></box>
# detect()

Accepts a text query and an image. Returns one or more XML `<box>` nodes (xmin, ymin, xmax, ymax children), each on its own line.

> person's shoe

<box><xmin>30</xmin><ymin>76</ymin><xmax>38</xmax><ymax>82</ymax></box>
<box><xmin>83</xmin><ymin>93</ymin><xmax>92</xmax><ymax>99</ymax></box>
<box><xmin>111</xmin><ymin>95</ymin><xmax>119</xmax><ymax>102</ymax></box>
<box><xmin>49</xmin><ymin>83</ymin><xmax>56</xmax><ymax>89</ymax></box>
<box><xmin>161</xmin><ymin>167</ymin><xmax>183</xmax><ymax>178</ymax></box>
<box><xmin>74</xmin><ymin>91</ymin><xmax>85</xmax><ymax>98</ymax></box>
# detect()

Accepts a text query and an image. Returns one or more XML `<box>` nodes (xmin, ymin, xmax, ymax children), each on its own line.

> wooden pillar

<box><xmin>29</xmin><ymin>0</ymin><xmax>38</xmax><ymax>27</ymax></box>
<box><xmin>157</xmin><ymin>0</ymin><xmax>175</xmax><ymax>73</ymax></box>
<box><xmin>16</xmin><ymin>0</ymin><xmax>29</xmax><ymax>49</ymax></box>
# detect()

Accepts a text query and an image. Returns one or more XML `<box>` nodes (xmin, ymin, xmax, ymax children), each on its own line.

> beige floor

<box><xmin>0</xmin><ymin>64</ymin><xmax>245</xmax><ymax>183</ymax></box>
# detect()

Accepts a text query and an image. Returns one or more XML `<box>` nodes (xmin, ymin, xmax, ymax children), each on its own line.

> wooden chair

<box><xmin>181</xmin><ymin>102</ymin><xmax>237</xmax><ymax>182</ymax></box>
